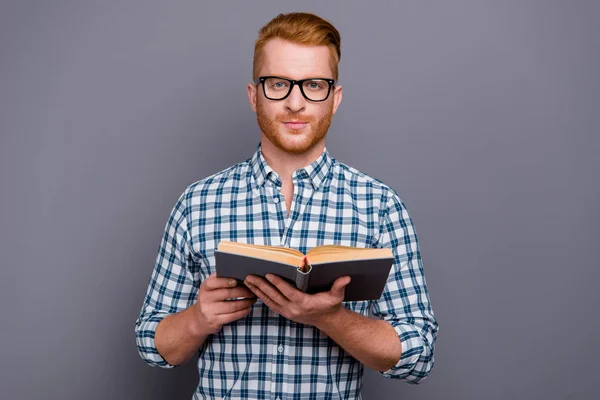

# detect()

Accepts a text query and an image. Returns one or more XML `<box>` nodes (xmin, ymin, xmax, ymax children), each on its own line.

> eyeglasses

<box><xmin>255</xmin><ymin>76</ymin><xmax>335</xmax><ymax>102</ymax></box>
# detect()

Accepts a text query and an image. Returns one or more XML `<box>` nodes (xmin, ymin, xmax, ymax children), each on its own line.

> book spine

<box><xmin>295</xmin><ymin>262</ymin><xmax>312</xmax><ymax>292</ymax></box>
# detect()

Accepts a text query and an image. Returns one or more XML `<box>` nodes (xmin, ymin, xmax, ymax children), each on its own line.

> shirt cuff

<box><xmin>135</xmin><ymin>314</ymin><xmax>176</xmax><ymax>369</ymax></box>
<box><xmin>380</xmin><ymin>322</ymin><xmax>424</xmax><ymax>378</ymax></box>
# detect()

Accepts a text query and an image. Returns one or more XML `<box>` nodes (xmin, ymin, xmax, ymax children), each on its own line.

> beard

<box><xmin>256</xmin><ymin>100</ymin><xmax>333</xmax><ymax>154</ymax></box>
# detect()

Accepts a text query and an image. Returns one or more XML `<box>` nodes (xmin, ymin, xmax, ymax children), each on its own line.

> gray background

<box><xmin>1</xmin><ymin>1</ymin><xmax>598</xmax><ymax>399</ymax></box>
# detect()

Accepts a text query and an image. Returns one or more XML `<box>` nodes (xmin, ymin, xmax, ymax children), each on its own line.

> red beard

<box><xmin>256</xmin><ymin>100</ymin><xmax>333</xmax><ymax>154</ymax></box>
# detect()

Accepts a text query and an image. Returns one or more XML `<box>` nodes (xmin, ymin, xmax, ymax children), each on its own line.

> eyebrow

<box><xmin>262</xmin><ymin>75</ymin><xmax>334</xmax><ymax>80</ymax></box>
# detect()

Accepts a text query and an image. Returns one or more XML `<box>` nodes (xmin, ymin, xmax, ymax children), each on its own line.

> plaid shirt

<box><xmin>135</xmin><ymin>143</ymin><xmax>438</xmax><ymax>399</ymax></box>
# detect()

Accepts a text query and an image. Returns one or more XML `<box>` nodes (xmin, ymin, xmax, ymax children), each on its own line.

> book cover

<box><xmin>214</xmin><ymin>242</ymin><xmax>394</xmax><ymax>302</ymax></box>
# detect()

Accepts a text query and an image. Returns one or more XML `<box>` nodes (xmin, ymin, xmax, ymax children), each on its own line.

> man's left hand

<box><xmin>244</xmin><ymin>273</ymin><xmax>351</xmax><ymax>326</ymax></box>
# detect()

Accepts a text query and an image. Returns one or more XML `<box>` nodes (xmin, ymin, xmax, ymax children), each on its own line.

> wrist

<box><xmin>314</xmin><ymin>305</ymin><xmax>347</xmax><ymax>332</ymax></box>
<box><xmin>188</xmin><ymin>303</ymin><xmax>213</xmax><ymax>339</ymax></box>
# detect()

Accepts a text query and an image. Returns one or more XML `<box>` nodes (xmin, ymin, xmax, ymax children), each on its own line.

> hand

<box><xmin>244</xmin><ymin>273</ymin><xmax>351</xmax><ymax>327</ymax></box>
<box><xmin>191</xmin><ymin>273</ymin><xmax>257</xmax><ymax>335</ymax></box>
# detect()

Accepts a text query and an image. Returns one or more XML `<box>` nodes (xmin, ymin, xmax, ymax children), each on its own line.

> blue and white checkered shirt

<box><xmin>135</xmin><ymin>142</ymin><xmax>438</xmax><ymax>399</ymax></box>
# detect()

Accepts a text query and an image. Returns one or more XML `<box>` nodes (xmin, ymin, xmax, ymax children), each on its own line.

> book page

<box><xmin>306</xmin><ymin>246</ymin><xmax>393</xmax><ymax>264</ymax></box>
<box><xmin>217</xmin><ymin>241</ymin><xmax>304</xmax><ymax>267</ymax></box>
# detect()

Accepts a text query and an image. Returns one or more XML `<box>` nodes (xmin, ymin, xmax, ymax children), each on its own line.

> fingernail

<box><xmin>230</xmin><ymin>280</ymin><xmax>237</xmax><ymax>286</ymax></box>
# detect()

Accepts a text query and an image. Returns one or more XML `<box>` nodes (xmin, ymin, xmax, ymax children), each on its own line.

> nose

<box><xmin>284</xmin><ymin>83</ymin><xmax>306</xmax><ymax>113</ymax></box>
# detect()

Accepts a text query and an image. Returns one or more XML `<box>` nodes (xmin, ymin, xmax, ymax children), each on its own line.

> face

<box><xmin>248</xmin><ymin>39</ymin><xmax>343</xmax><ymax>155</ymax></box>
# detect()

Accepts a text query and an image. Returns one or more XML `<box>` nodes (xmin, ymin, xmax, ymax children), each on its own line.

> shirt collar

<box><xmin>250</xmin><ymin>142</ymin><xmax>333</xmax><ymax>191</ymax></box>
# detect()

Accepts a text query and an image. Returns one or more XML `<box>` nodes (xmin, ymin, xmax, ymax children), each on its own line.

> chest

<box><xmin>189</xmin><ymin>184</ymin><xmax>380</xmax><ymax>276</ymax></box>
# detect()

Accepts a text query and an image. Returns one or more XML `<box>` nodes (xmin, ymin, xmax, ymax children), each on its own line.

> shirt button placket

<box><xmin>271</xmin><ymin>340</ymin><xmax>280</xmax><ymax>400</ymax></box>
<box><xmin>274</xmin><ymin>343</ymin><xmax>284</xmax><ymax>399</ymax></box>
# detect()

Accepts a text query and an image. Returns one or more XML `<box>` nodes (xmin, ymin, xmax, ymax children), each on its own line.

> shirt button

<box><xmin>273</xmin><ymin>197</ymin><xmax>279</xmax><ymax>204</ymax></box>
<box><xmin>277</xmin><ymin>345</ymin><xmax>284</xmax><ymax>353</ymax></box>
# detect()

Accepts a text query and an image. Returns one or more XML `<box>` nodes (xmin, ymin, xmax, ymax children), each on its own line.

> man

<box><xmin>135</xmin><ymin>12</ymin><xmax>438</xmax><ymax>399</ymax></box>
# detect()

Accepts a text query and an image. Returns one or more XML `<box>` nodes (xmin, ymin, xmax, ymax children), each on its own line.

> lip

<box><xmin>283</xmin><ymin>121</ymin><xmax>308</xmax><ymax>130</ymax></box>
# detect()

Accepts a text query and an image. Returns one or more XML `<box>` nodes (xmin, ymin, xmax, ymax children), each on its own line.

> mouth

<box><xmin>282</xmin><ymin>121</ymin><xmax>309</xmax><ymax>130</ymax></box>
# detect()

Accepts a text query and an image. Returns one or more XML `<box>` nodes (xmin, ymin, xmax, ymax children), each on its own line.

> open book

<box><xmin>215</xmin><ymin>241</ymin><xmax>394</xmax><ymax>302</ymax></box>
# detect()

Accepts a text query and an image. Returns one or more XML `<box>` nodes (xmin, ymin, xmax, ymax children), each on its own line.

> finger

<box><xmin>214</xmin><ymin>298</ymin><xmax>257</xmax><ymax>315</ymax></box>
<box><xmin>211</xmin><ymin>286</ymin><xmax>256</xmax><ymax>301</ymax></box>
<box><xmin>245</xmin><ymin>276</ymin><xmax>288</xmax><ymax>306</ymax></box>
<box><xmin>216</xmin><ymin>307</ymin><xmax>253</xmax><ymax>325</ymax></box>
<box><xmin>330</xmin><ymin>276</ymin><xmax>351</xmax><ymax>298</ymax></box>
<box><xmin>245</xmin><ymin>279</ymin><xmax>282</xmax><ymax>310</ymax></box>
<box><xmin>203</xmin><ymin>273</ymin><xmax>239</xmax><ymax>291</ymax></box>
<box><xmin>265</xmin><ymin>273</ymin><xmax>303</xmax><ymax>301</ymax></box>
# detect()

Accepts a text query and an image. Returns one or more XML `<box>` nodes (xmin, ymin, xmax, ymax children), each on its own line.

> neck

<box><xmin>260</xmin><ymin>134</ymin><xmax>325</xmax><ymax>182</ymax></box>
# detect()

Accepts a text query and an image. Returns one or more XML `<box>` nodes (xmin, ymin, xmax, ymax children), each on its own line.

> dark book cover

<box><xmin>215</xmin><ymin>250</ymin><xmax>394</xmax><ymax>302</ymax></box>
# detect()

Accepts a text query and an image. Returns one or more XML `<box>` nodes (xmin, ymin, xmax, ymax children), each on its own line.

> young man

<box><xmin>135</xmin><ymin>12</ymin><xmax>438</xmax><ymax>399</ymax></box>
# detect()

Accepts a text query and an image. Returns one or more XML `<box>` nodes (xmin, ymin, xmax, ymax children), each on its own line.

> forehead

<box><xmin>259</xmin><ymin>38</ymin><xmax>334</xmax><ymax>79</ymax></box>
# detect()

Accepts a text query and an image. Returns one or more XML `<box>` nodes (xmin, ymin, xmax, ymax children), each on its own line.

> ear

<box><xmin>332</xmin><ymin>85</ymin><xmax>343</xmax><ymax>115</ymax></box>
<box><xmin>247</xmin><ymin>82</ymin><xmax>257</xmax><ymax>113</ymax></box>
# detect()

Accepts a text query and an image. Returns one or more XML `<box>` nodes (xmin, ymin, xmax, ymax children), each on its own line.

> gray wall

<box><xmin>1</xmin><ymin>1</ymin><xmax>598</xmax><ymax>399</ymax></box>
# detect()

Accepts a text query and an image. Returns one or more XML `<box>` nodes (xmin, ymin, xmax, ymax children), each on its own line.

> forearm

<box><xmin>154</xmin><ymin>304</ymin><xmax>210</xmax><ymax>366</ymax></box>
<box><xmin>315</xmin><ymin>307</ymin><xmax>402</xmax><ymax>372</ymax></box>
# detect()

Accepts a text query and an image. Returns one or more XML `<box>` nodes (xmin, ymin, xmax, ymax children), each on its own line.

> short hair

<box><xmin>253</xmin><ymin>12</ymin><xmax>341</xmax><ymax>81</ymax></box>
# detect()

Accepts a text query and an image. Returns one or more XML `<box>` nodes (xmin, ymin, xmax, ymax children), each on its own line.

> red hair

<box><xmin>253</xmin><ymin>12</ymin><xmax>341</xmax><ymax>81</ymax></box>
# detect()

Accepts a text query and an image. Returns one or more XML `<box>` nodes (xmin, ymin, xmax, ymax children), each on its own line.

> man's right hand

<box><xmin>191</xmin><ymin>272</ymin><xmax>257</xmax><ymax>336</ymax></box>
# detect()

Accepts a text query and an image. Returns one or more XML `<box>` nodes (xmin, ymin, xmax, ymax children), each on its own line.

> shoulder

<box><xmin>332</xmin><ymin>158</ymin><xmax>401</xmax><ymax>205</ymax></box>
<box><xmin>174</xmin><ymin>159</ymin><xmax>252</xmax><ymax>210</ymax></box>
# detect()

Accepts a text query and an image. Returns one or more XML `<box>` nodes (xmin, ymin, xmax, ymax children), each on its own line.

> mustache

<box><xmin>276</xmin><ymin>114</ymin><xmax>315</xmax><ymax>123</ymax></box>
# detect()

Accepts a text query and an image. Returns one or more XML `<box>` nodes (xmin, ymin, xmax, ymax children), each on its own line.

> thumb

<box><xmin>331</xmin><ymin>276</ymin><xmax>351</xmax><ymax>297</ymax></box>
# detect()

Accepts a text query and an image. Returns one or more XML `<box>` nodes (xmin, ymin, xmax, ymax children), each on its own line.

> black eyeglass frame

<box><xmin>255</xmin><ymin>76</ymin><xmax>336</xmax><ymax>102</ymax></box>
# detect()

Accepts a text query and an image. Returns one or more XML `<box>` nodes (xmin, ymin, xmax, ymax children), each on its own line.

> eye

<box><xmin>266</xmin><ymin>78</ymin><xmax>290</xmax><ymax>90</ymax></box>
<box><xmin>305</xmin><ymin>80</ymin><xmax>327</xmax><ymax>90</ymax></box>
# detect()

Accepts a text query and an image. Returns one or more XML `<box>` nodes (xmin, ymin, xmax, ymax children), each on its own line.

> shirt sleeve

<box><xmin>371</xmin><ymin>191</ymin><xmax>439</xmax><ymax>383</ymax></box>
<box><xmin>134</xmin><ymin>189</ymin><xmax>198</xmax><ymax>368</ymax></box>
